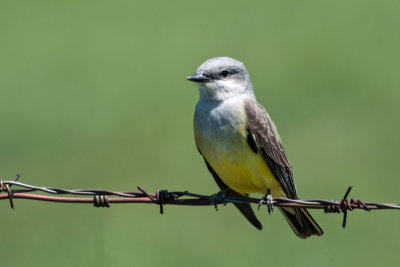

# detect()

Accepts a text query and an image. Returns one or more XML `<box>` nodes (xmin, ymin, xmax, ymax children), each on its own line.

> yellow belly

<box><xmin>196</xmin><ymin>127</ymin><xmax>286</xmax><ymax>197</ymax></box>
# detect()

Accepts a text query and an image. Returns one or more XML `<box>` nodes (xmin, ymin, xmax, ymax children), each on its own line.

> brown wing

<box><xmin>201</xmin><ymin>156</ymin><xmax>262</xmax><ymax>230</ymax></box>
<box><xmin>244</xmin><ymin>98</ymin><xmax>298</xmax><ymax>199</ymax></box>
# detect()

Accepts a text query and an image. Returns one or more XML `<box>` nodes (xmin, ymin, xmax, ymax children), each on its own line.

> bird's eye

<box><xmin>220</xmin><ymin>70</ymin><xmax>230</xmax><ymax>78</ymax></box>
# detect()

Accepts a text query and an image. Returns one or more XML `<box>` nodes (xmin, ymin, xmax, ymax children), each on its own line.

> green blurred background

<box><xmin>1</xmin><ymin>0</ymin><xmax>399</xmax><ymax>266</ymax></box>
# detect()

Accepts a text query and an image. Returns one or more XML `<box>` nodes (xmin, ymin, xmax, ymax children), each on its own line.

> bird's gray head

<box><xmin>187</xmin><ymin>57</ymin><xmax>255</xmax><ymax>101</ymax></box>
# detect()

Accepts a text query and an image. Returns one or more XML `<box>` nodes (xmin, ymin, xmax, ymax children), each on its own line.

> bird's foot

<box><xmin>210</xmin><ymin>190</ymin><xmax>226</xmax><ymax>211</ymax></box>
<box><xmin>258</xmin><ymin>189</ymin><xmax>274</xmax><ymax>214</ymax></box>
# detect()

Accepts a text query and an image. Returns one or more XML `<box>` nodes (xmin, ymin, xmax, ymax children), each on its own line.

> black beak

<box><xmin>186</xmin><ymin>73</ymin><xmax>210</xmax><ymax>83</ymax></box>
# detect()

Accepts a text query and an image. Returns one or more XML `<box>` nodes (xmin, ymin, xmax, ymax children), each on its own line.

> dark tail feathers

<box><xmin>233</xmin><ymin>202</ymin><xmax>263</xmax><ymax>230</ymax></box>
<box><xmin>280</xmin><ymin>207</ymin><xmax>323</xmax><ymax>239</ymax></box>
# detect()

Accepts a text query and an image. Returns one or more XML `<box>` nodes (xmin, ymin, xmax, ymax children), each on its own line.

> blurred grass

<box><xmin>1</xmin><ymin>0</ymin><xmax>400</xmax><ymax>266</ymax></box>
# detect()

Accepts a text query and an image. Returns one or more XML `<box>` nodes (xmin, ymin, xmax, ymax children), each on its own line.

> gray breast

<box><xmin>195</xmin><ymin>99</ymin><xmax>245</xmax><ymax>138</ymax></box>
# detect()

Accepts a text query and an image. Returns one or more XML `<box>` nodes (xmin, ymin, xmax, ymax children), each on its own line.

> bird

<box><xmin>187</xmin><ymin>57</ymin><xmax>323</xmax><ymax>238</ymax></box>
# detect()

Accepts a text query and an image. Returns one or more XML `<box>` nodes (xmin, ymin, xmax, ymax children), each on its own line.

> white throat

<box><xmin>197</xmin><ymin>80</ymin><xmax>255</xmax><ymax>102</ymax></box>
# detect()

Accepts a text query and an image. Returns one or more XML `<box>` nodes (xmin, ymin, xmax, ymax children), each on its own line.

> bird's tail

<box><xmin>279</xmin><ymin>207</ymin><xmax>323</xmax><ymax>239</ymax></box>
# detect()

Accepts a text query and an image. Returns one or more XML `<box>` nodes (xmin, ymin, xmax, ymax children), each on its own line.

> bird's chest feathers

<box><xmin>194</xmin><ymin>98</ymin><xmax>279</xmax><ymax>195</ymax></box>
<box><xmin>194</xmin><ymin>99</ymin><xmax>247</xmax><ymax>155</ymax></box>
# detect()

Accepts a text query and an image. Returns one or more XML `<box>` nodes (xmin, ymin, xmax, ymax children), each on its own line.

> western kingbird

<box><xmin>187</xmin><ymin>57</ymin><xmax>323</xmax><ymax>238</ymax></box>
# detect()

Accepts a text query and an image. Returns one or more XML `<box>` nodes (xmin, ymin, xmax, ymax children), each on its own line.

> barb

<box><xmin>1</xmin><ymin>176</ymin><xmax>399</xmax><ymax>229</ymax></box>
<box><xmin>0</xmin><ymin>174</ymin><xmax>20</xmax><ymax>209</ymax></box>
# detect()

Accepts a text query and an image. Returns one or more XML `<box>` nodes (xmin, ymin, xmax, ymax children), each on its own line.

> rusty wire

<box><xmin>1</xmin><ymin>175</ymin><xmax>400</xmax><ymax>228</ymax></box>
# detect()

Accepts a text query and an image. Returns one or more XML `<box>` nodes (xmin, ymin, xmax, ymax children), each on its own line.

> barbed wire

<box><xmin>1</xmin><ymin>174</ymin><xmax>399</xmax><ymax>228</ymax></box>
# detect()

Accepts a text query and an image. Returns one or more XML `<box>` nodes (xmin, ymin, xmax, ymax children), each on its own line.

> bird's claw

<box><xmin>258</xmin><ymin>189</ymin><xmax>274</xmax><ymax>214</ymax></box>
<box><xmin>210</xmin><ymin>190</ymin><xmax>226</xmax><ymax>211</ymax></box>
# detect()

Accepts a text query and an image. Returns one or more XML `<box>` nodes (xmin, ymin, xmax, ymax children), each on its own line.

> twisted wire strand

<box><xmin>1</xmin><ymin>177</ymin><xmax>400</xmax><ymax>228</ymax></box>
